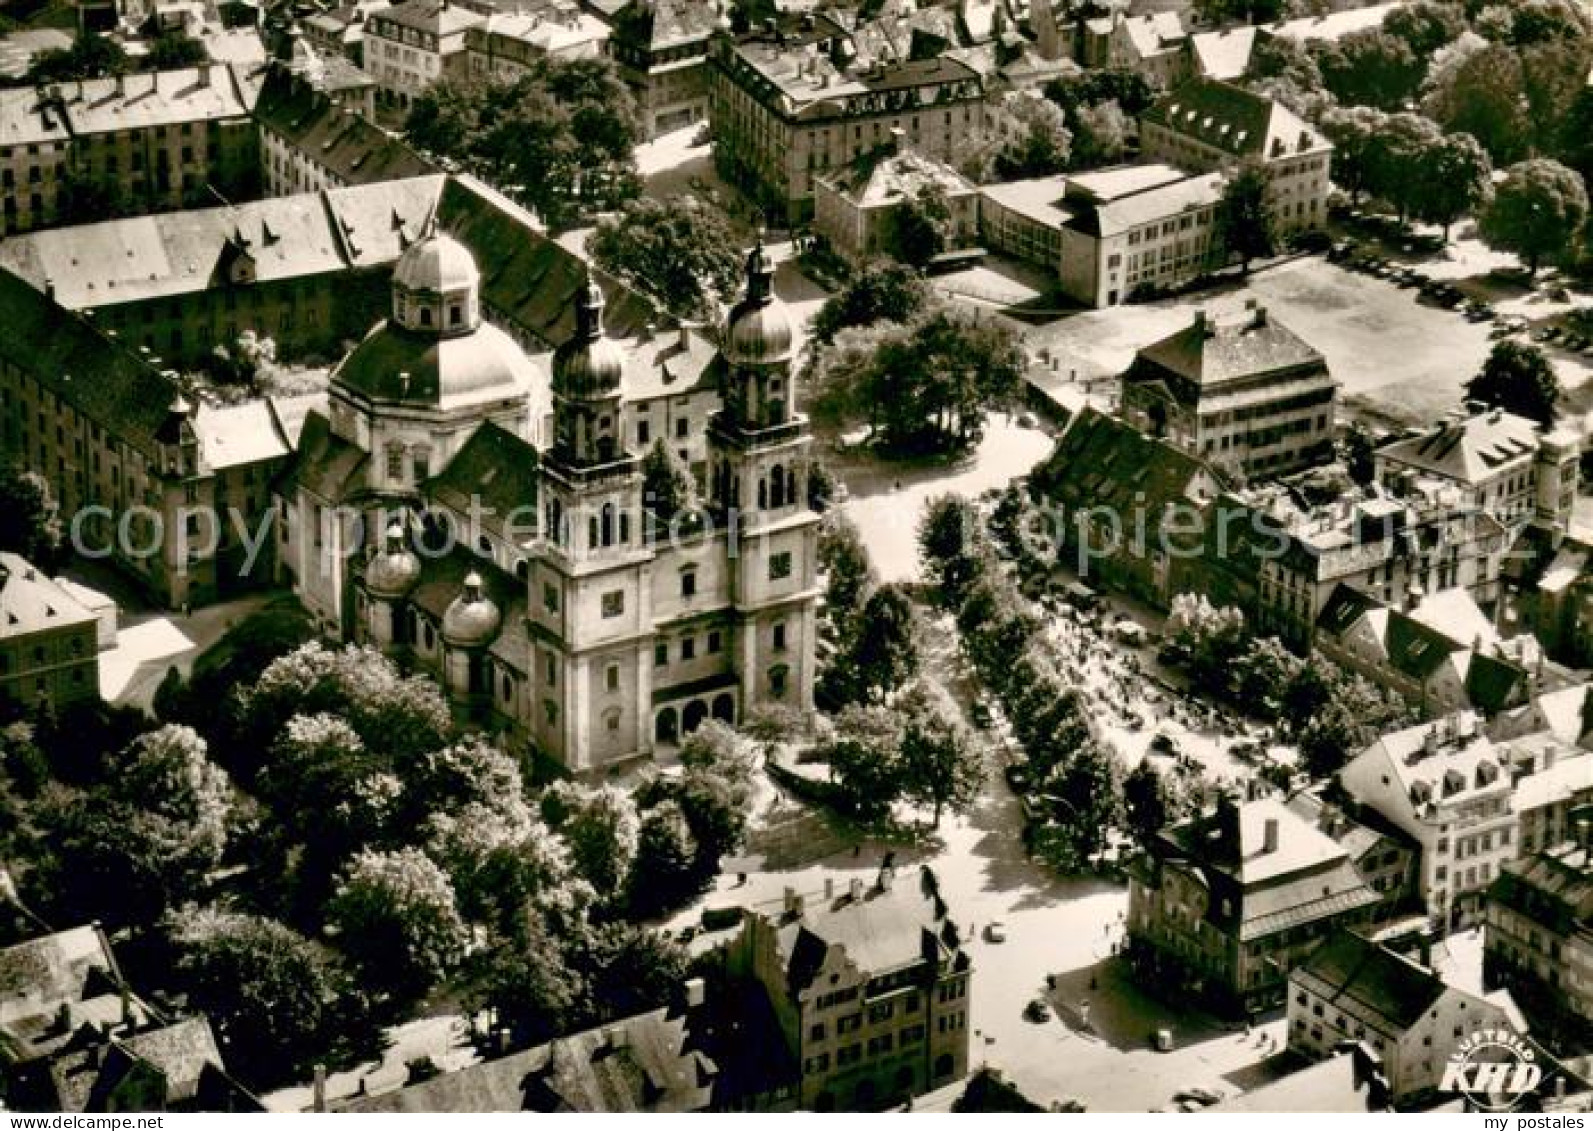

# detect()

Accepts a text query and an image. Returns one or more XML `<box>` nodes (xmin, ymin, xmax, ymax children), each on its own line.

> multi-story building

<box><xmin>0</xmin><ymin>552</ymin><xmax>101</xmax><ymax>710</ymax></box>
<box><xmin>254</xmin><ymin>62</ymin><xmax>435</xmax><ymax>197</ymax></box>
<box><xmin>977</xmin><ymin>173</ymin><xmax>1068</xmax><ymax>268</ymax></box>
<box><xmin>1120</xmin><ymin>303</ymin><xmax>1337</xmax><ymax>480</ymax></box>
<box><xmin>1315</xmin><ymin>584</ymin><xmax>1533</xmax><ymax>720</ymax></box>
<box><xmin>1377</xmin><ymin>410</ymin><xmax>1579</xmax><ymax>535</ymax></box>
<box><xmin>1288</xmin><ymin>930</ymin><xmax>1521</xmax><ymax>1108</ymax></box>
<box><xmin>465</xmin><ymin>4</ymin><xmax>610</xmax><ymax>83</ymax></box>
<box><xmin>363</xmin><ymin>0</ymin><xmax>484</xmax><ymax>110</ymax></box>
<box><xmin>709</xmin><ymin>12</ymin><xmax>984</xmax><ymax>223</ymax></box>
<box><xmin>1484</xmin><ymin>831</ymin><xmax>1593</xmax><ymax>1049</ymax></box>
<box><xmin>1079</xmin><ymin>10</ymin><xmax>1190</xmax><ymax>89</ymax></box>
<box><xmin>302</xmin><ymin>0</ymin><xmax>394</xmax><ymax>67</ymax></box>
<box><xmin>1126</xmin><ymin>795</ymin><xmax>1381</xmax><ymax>1016</ymax></box>
<box><xmin>0</xmin><ymin>265</ymin><xmax>294</xmax><ymax>610</ymax></box>
<box><xmin>1339</xmin><ymin>714</ymin><xmax>1517</xmax><ymax>926</ymax></box>
<box><xmin>283</xmin><ymin>231</ymin><xmax>818</xmax><ymax>770</ymax></box>
<box><xmin>608</xmin><ymin>0</ymin><xmax>718</xmax><ymax>138</ymax></box>
<box><xmin>1140</xmin><ymin>78</ymin><xmax>1331</xmax><ymax>236</ymax></box>
<box><xmin>723</xmin><ymin>865</ymin><xmax>971</xmax><ymax>1110</ymax></box>
<box><xmin>813</xmin><ymin>137</ymin><xmax>978</xmax><ymax>263</ymax></box>
<box><xmin>1286</xmin><ymin>790</ymin><xmax>1420</xmax><ymax>919</ymax></box>
<box><xmin>0</xmin><ymin>64</ymin><xmax>258</xmax><ymax>236</ymax></box>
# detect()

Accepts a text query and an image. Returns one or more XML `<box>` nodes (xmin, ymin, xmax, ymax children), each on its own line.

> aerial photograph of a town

<box><xmin>0</xmin><ymin>0</ymin><xmax>1592</xmax><ymax>1117</ymax></box>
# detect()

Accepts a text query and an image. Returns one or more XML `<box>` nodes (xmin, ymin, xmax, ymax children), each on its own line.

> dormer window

<box><xmin>420</xmin><ymin>306</ymin><xmax>433</xmax><ymax>327</ymax></box>
<box><xmin>449</xmin><ymin>303</ymin><xmax>462</xmax><ymax>327</ymax></box>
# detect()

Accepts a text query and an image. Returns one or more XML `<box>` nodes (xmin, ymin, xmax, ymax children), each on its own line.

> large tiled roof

<box><xmin>424</xmin><ymin>422</ymin><xmax>539</xmax><ymax>544</ymax></box>
<box><xmin>1188</xmin><ymin>26</ymin><xmax>1256</xmax><ymax>81</ymax></box>
<box><xmin>1351</xmin><ymin>716</ymin><xmax>1508</xmax><ymax>817</ymax></box>
<box><xmin>1067</xmin><ymin>170</ymin><xmax>1222</xmax><ymax>239</ymax></box>
<box><xmin>255</xmin><ymin>65</ymin><xmax>432</xmax><ymax>185</ymax></box>
<box><xmin>1144</xmin><ymin>77</ymin><xmax>1328</xmax><ymax>160</ymax></box>
<box><xmin>1131</xmin><ymin>307</ymin><xmax>1325</xmax><ymax>386</ymax></box>
<box><xmin>610</xmin><ymin>0</ymin><xmax>716</xmax><ymax>52</ymax></box>
<box><xmin>283</xmin><ymin>411</ymin><xmax>369</xmax><ymax>503</ymax></box>
<box><xmin>0</xmin><ymin>925</ymin><xmax>143</xmax><ymax>1064</ymax></box>
<box><xmin>194</xmin><ymin>400</ymin><xmax>294</xmax><ymax>471</ymax></box>
<box><xmin>1294</xmin><ymin>930</ymin><xmax>1448</xmax><ymax>1031</ymax></box>
<box><xmin>334</xmin><ymin>317</ymin><xmax>540</xmax><ymax>410</ymax></box>
<box><xmin>1490</xmin><ymin>843</ymin><xmax>1593</xmax><ymax>936</ymax></box>
<box><xmin>371</xmin><ymin>0</ymin><xmax>483</xmax><ymax>37</ymax></box>
<box><xmin>1378</xmin><ymin>410</ymin><xmax>1540</xmax><ymax>486</ymax></box>
<box><xmin>1032</xmin><ymin>406</ymin><xmax>1218</xmax><ymax>520</ymax></box>
<box><xmin>0</xmin><ymin>64</ymin><xmax>254</xmax><ymax>149</ymax></box>
<box><xmin>338</xmin><ymin>1006</ymin><xmax>714</xmax><ymax>1113</ymax></box>
<box><xmin>0</xmin><ymin>266</ymin><xmax>177</xmax><ymax>457</ymax></box>
<box><xmin>0</xmin><ymin>552</ymin><xmax>100</xmax><ymax>638</ymax></box>
<box><xmin>46</xmin><ymin>1017</ymin><xmax>227</xmax><ymax>1113</ymax></box>
<box><xmin>0</xmin><ymin>177</ymin><xmax>442</xmax><ymax>308</ymax></box>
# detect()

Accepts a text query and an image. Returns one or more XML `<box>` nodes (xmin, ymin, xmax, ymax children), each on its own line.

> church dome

<box><xmin>366</xmin><ymin>523</ymin><xmax>421</xmax><ymax>599</ymax></box>
<box><xmin>724</xmin><ymin>240</ymin><xmax>793</xmax><ymax>366</ymax></box>
<box><xmin>552</xmin><ymin>276</ymin><xmax>627</xmax><ymax>400</ymax></box>
<box><xmin>442</xmin><ymin>572</ymin><xmax>501</xmax><ymax>647</ymax></box>
<box><xmin>394</xmin><ymin>230</ymin><xmax>480</xmax><ymax>295</ymax></box>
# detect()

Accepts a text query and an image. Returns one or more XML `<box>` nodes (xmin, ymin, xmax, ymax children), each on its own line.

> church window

<box><xmin>501</xmin><ymin>674</ymin><xmax>512</xmax><ymax>701</ymax></box>
<box><xmin>544</xmin><ymin>698</ymin><xmax>558</xmax><ymax>725</ymax></box>
<box><xmin>420</xmin><ymin>306</ymin><xmax>432</xmax><ymax>327</ymax></box>
<box><xmin>412</xmin><ymin>447</ymin><xmax>430</xmax><ymax>482</ymax></box>
<box><xmin>682</xmin><ymin>636</ymin><xmax>695</xmax><ymax>660</ymax></box>
<box><xmin>769</xmin><ymin>664</ymin><xmax>788</xmax><ymax>698</ymax></box>
<box><xmin>386</xmin><ymin>446</ymin><xmax>403</xmax><ymax>481</ymax></box>
<box><xmin>769</xmin><ymin>551</ymin><xmax>792</xmax><ymax>581</ymax></box>
<box><xmin>675</xmin><ymin>417</ymin><xmax>688</xmax><ymax>439</ymax></box>
<box><xmin>604</xmin><ymin>707</ymin><xmax>622</xmax><ymax>732</ymax></box>
<box><xmin>773</xmin><ymin>621</ymin><xmax>787</xmax><ymax>651</ymax></box>
<box><xmin>449</xmin><ymin>303</ymin><xmax>462</xmax><ymax>326</ymax></box>
<box><xmin>602</xmin><ymin>590</ymin><xmax>624</xmax><ymax>618</ymax></box>
<box><xmin>543</xmin><ymin>583</ymin><xmax>559</xmax><ymax>612</ymax></box>
<box><xmin>605</xmin><ymin>663</ymin><xmax>620</xmax><ymax>691</ymax></box>
<box><xmin>655</xmin><ymin>642</ymin><xmax>668</xmax><ymax>666</ymax></box>
<box><xmin>708</xmin><ymin>630</ymin><xmax>722</xmax><ymax>653</ymax></box>
<box><xmin>423</xmin><ymin>622</ymin><xmax>435</xmax><ymax>649</ymax></box>
<box><xmin>589</xmin><ymin>516</ymin><xmax>599</xmax><ymax>549</ymax></box>
<box><xmin>681</xmin><ymin>568</ymin><xmax>697</xmax><ymax>598</ymax></box>
<box><xmin>544</xmin><ymin>651</ymin><xmax>556</xmax><ymax>685</ymax></box>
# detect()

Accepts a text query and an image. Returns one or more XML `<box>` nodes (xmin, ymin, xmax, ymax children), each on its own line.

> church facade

<box><xmin>279</xmin><ymin>226</ymin><xmax>819</xmax><ymax>772</ymax></box>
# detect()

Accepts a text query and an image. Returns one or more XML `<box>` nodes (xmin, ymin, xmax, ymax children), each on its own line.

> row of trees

<box><xmin>10</xmin><ymin>605</ymin><xmax>736</xmax><ymax>1088</ymax></box>
<box><xmin>1319</xmin><ymin>107</ymin><xmax>1492</xmax><ymax>237</ymax></box>
<box><xmin>1160</xmin><ymin>593</ymin><xmax>1411</xmax><ymax>777</ymax></box>
<box><xmin>406</xmin><ymin>58</ymin><xmax>642</xmax><ymax>230</ymax></box>
<box><xmin>919</xmin><ymin>494</ymin><xmax>1132</xmax><ymax>868</ymax></box>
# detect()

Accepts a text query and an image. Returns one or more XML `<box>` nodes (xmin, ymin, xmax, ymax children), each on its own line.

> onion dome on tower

<box><xmin>441</xmin><ymin>571</ymin><xmax>501</xmax><ymax>648</ymax></box>
<box><xmin>365</xmin><ymin>522</ymin><xmax>422</xmax><ymax>599</ymax></box>
<box><xmin>551</xmin><ymin>275</ymin><xmax>626</xmax><ymax>400</ymax></box>
<box><xmin>723</xmin><ymin>237</ymin><xmax>793</xmax><ymax>367</ymax></box>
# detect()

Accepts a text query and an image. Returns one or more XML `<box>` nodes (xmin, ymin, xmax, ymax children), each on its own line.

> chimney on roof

<box><xmin>1422</xmin><ymin>724</ymin><xmax>1439</xmax><ymax>757</ymax></box>
<box><xmin>824</xmin><ymin>876</ymin><xmax>834</xmax><ymax>900</ymax></box>
<box><xmin>199</xmin><ymin>61</ymin><xmax>211</xmax><ymax>86</ymax></box>
<box><xmin>44</xmin><ymin>276</ymin><xmax>54</xmax><ymax>301</ymax></box>
<box><xmin>848</xmin><ymin>877</ymin><xmax>864</xmax><ymax>902</ymax></box>
<box><xmin>678</xmin><ymin>323</ymin><xmax>691</xmax><ymax>350</ymax></box>
<box><xmin>312</xmin><ymin>1064</ymin><xmax>327</xmax><ymax>1113</ymax></box>
<box><xmin>114</xmin><ymin>72</ymin><xmax>124</xmax><ymax>97</ymax></box>
<box><xmin>888</xmin><ymin>125</ymin><xmax>906</xmax><ymax>153</ymax></box>
<box><xmin>642</xmin><ymin>319</ymin><xmax>655</xmax><ymax>342</ymax></box>
<box><xmin>783</xmin><ymin>886</ymin><xmax>804</xmax><ymax>918</ymax></box>
<box><xmin>877</xmin><ymin>861</ymin><xmax>895</xmax><ymax>891</ymax></box>
<box><xmin>1192</xmin><ymin>309</ymin><xmax>1211</xmax><ymax>336</ymax></box>
<box><xmin>1262</xmin><ymin>817</ymin><xmax>1278</xmax><ymax>854</ymax></box>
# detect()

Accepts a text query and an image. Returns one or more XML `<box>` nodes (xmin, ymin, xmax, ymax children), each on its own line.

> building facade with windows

<box><xmin>0</xmin><ymin>64</ymin><xmax>257</xmax><ymax>236</ymax></box>
<box><xmin>0</xmin><ymin>552</ymin><xmax>101</xmax><ymax>710</ymax></box>
<box><xmin>1120</xmin><ymin>303</ymin><xmax>1337</xmax><ymax>480</ymax></box>
<box><xmin>465</xmin><ymin>4</ymin><xmax>610</xmax><ymax>83</ymax></box>
<box><xmin>363</xmin><ymin>0</ymin><xmax>484</xmax><ymax>109</ymax></box>
<box><xmin>608</xmin><ymin>0</ymin><xmax>719</xmax><ymax>138</ymax></box>
<box><xmin>1140</xmin><ymin>78</ymin><xmax>1331</xmax><ymax>236</ymax></box>
<box><xmin>724</xmin><ymin>866</ymin><xmax>972</xmax><ymax>1111</ymax></box>
<box><xmin>709</xmin><ymin>13</ymin><xmax>984</xmax><ymax>223</ymax></box>
<box><xmin>282</xmin><ymin>232</ymin><xmax>819</xmax><ymax>771</ymax></box>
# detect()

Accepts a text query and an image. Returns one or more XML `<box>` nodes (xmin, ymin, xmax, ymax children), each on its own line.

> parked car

<box><xmin>1174</xmin><ymin>1086</ymin><xmax>1226</xmax><ymax>1107</ymax></box>
<box><xmin>1149</xmin><ymin>733</ymin><xmax>1180</xmax><ymax>756</ymax></box>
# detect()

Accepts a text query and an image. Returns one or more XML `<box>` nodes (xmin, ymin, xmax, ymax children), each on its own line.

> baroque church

<box><xmin>279</xmin><ymin>226</ymin><xmax>819</xmax><ymax>772</ymax></box>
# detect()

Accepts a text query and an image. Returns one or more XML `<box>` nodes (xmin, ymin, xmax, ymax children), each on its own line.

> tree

<box><xmin>1363</xmin><ymin>112</ymin><xmax>1442</xmax><ymax>225</ymax></box>
<box><xmin>113</xmin><ymin>724</ymin><xmax>235</xmax><ymax>876</ymax></box>
<box><xmin>840</xmin><ymin>584</ymin><xmax>921</xmax><ymax>703</ymax></box>
<box><xmin>1479</xmin><ymin>159</ymin><xmax>1590</xmax><ymax>276</ymax></box>
<box><xmin>811</xmin><ymin>260</ymin><xmax>931</xmax><ymax>344</ymax></box>
<box><xmin>588</xmin><ymin>195</ymin><xmax>741</xmax><ymax>322</ymax></box>
<box><xmin>640</xmin><ymin>438</ymin><xmax>696</xmax><ymax>527</ymax></box>
<box><xmin>1049</xmin><ymin>741</ymin><xmax>1122</xmax><ymax>859</ymax></box>
<box><xmin>265</xmin><ymin>712</ymin><xmax>399</xmax><ymax>852</ymax></box>
<box><xmin>626</xmin><ymin>800</ymin><xmax>699</xmax><ymax>917</ymax></box>
<box><xmin>407</xmin><ymin>60</ymin><xmax>641</xmax><ymax>229</ymax></box>
<box><xmin>470</xmin><ymin>913</ymin><xmax>582</xmax><ymax>1046</ymax></box>
<box><xmin>1384</xmin><ymin>1</ymin><xmax>1468</xmax><ymax>56</ymax></box>
<box><xmin>977</xmin><ymin>94</ymin><xmax>1072</xmax><ymax>181</ymax></box>
<box><xmin>1422</xmin><ymin>39</ymin><xmax>1531</xmax><ymax>165</ymax></box>
<box><xmin>1215</xmin><ymin>159</ymin><xmax>1276</xmax><ymax>273</ymax></box>
<box><xmin>1296</xmin><ymin>672</ymin><xmax>1405</xmax><ymax>778</ymax></box>
<box><xmin>1123</xmin><ymin>760</ymin><xmax>1172</xmax><ymax>844</ymax></box>
<box><xmin>166</xmin><ymin>907</ymin><xmax>341</xmax><ymax>1084</ymax></box>
<box><xmin>1506</xmin><ymin>0</ymin><xmax>1593</xmax><ymax>46</ymax></box>
<box><xmin>553</xmin><ymin>783</ymin><xmax>640</xmax><ymax>896</ymax></box>
<box><xmin>919</xmin><ymin>494</ymin><xmax>986</xmax><ymax>608</ymax></box>
<box><xmin>26</xmin><ymin>32</ymin><xmax>127</xmax><ymax>83</ymax></box>
<box><xmin>207</xmin><ymin>330</ymin><xmax>278</xmax><ymax>389</ymax></box>
<box><xmin>897</xmin><ymin>682</ymin><xmax>983</xmax><ymax>828</ymax></box>
<box><xmin>1246</xmin><ymin>33</ymin><xmax>1325</xmax><ymax>90</ymax></box>
<box><xmin>145</xmin><ymin>30</ymin><xmax>208</xmax><ymax>70</ymax></box>
<box><xmin>1319</xmin><ymin>106</ymin><xmax>1387</xmax><ymax>206</ymax></box>
<box><xmin>571</xmin><ymin>922</ymin><xmax>690</xmax><ymax>1023</ymax></box>
<box><xmin>1415</xmin><ymin>133</ymin><xmax>1493</xmax><ymax>240</ymax></box>
<box><xmin>893</xmin><ymin>182</ymin><xmax>955</xmax><ymax>268</ymax></box>
<box><xmin>0</xmin><ymin>468</ymin><xmax>64</xmax><ymax>567</ymax></box>
<box><xmin>1465</xmin><ymin>340</ymin><xmax>1563</xmax><ymax>426</ymax></box>
<box><xmin>822</xmin><ymin>705</ymin><xmax>906</xmax><ymax>822</ymax></box>
<box><xmin>1190</xmin><ymin>0</ymin><xmax>1288</xmax><ymax>25</ymax></box>
<box><xmin>1315</xmin><ymin>29</ymin><xmax>1423</xmax><ymax>111</ymax></box>
<box><xmin>326</xmin><ymin>847</ymin><xmax>467</xmax><ymax>1003</ymax></box>
<box><xmin>1070</xmin><ymin>100</ymin><xmax>1129</xmax><ymax>168</ymax></box>
<box><xmin>818</xmin><ymin>513</ymin><xmax>876</xmax><ymax>646</ymax></box>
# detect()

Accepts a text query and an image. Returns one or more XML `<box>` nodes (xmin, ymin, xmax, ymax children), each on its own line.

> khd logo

<box><xmin>1440</xmin><ymin>1030</ymin><xmax>1543</xmax><ymax>1112</ymax></box>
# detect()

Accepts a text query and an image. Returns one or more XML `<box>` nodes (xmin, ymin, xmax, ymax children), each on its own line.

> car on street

<box><xmin>1173</xmin><ymin>1087</ymin><xmax>1226</xmax><ymax>1107</ymax></box>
